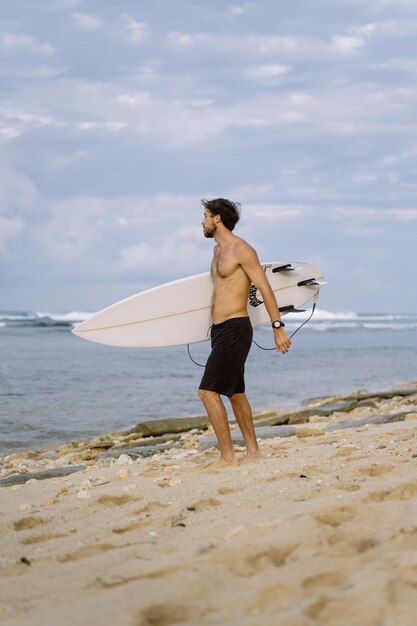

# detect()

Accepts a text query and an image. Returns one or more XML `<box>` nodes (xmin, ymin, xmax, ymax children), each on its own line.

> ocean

<box><xmin>1</xmin><ymin>309</ymin><xmax>416</xmax><ymax>456</ymax></box>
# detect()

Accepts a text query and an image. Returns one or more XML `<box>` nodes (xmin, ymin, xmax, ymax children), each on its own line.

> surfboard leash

<box><xmin>252</xmin><ymin>291</ymin><xmax>319</xmax><ymax>351</ymax></box>
<box><xmin>186</xmin><ymin>291</ymin><xmax>320</xmax><ymax>366</ymax></box>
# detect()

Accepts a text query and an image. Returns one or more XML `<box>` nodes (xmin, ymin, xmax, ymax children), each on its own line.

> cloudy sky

<box><xmin>1</xmin><ymin>0</ymin><xmax>416</xmax><ymax>313</ymax></box>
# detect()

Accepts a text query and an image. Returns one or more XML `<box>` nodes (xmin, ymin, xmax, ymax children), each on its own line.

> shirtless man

<box><xmin>198</xmin><ymin>198</ymin><xmax>292</xmax><ymax>469</ymax></box>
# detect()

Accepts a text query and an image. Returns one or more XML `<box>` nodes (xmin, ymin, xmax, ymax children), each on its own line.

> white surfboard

<box><xmin>72</xmin><ymin>261</ymin><xmax>325</xmax><ymax>348</ymax></box>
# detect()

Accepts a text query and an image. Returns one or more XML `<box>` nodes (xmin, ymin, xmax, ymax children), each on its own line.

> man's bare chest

<box><xmin>213</xmin><ymin>249</ymin><xmax>240</xmax><ymax>279</ymax></box>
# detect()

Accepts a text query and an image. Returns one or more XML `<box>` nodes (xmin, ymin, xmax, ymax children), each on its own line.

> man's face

<box><xmin>201</xmin><ymin>209</ymin><xmax>216</xmax><ymax>238</ymax></box>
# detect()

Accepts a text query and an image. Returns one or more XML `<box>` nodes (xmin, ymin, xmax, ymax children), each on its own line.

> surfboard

<box><xmin>71</xmin><ymin>261</ymin><xmax>325</xmax><ymax>348</ymax></box>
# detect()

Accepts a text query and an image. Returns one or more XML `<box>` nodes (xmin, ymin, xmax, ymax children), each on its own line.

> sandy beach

<box><xmin>1</xmin><ymin>382</ymin><xmax>417</xmax><ymax>626</ymax></box>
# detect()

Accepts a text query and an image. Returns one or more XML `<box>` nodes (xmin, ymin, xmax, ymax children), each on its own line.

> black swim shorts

<box><xmin>199</xmin><ymin>316</ymin><xmax>253</xmax><ymax>397</ymax></box>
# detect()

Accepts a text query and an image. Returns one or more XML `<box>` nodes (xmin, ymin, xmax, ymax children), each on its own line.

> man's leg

<box><xmin>229</xmin><ymin>393</ymin><xmax>262</xmax><ymax>460</ymax></box>
<box><xmin>198</xmin><ymin>388</ymin><xmax>238</xmax><ymax>468</ymax></box>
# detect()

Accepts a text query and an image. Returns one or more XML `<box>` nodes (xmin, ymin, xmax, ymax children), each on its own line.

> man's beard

<box><xmin>203</xmin><ymin>224</ymin><xmax>216</xmax><ymax>238</ymax></box>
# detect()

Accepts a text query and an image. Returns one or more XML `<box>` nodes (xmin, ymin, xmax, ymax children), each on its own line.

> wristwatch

<box><xmin>272</xmin><ymin>320</ymin><xmax>285</xmax><ymax>329</ymax></box>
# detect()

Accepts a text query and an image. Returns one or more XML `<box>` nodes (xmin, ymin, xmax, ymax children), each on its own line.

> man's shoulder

<box><xmin>233</xmin><ymin>237</ymin><xmax>257</xmax><ymax>258</ymax></box>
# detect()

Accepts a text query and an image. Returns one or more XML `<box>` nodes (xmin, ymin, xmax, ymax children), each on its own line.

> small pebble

<box><xmin>116</xmin><ymin>454</ymin><xmax>134</xmax><ymax>465</ymax></box>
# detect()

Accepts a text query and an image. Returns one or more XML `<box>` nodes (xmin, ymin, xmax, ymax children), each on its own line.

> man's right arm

<box><xmin>236</xmin><ymin>243</ymin><xmax>292</xmax><ymax>354</ymax></box>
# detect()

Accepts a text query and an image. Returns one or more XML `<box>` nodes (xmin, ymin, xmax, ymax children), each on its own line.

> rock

<box><xmin>284</xmin><ymin>401</ymin><xmax>357</xmax><ymax>425</ymax></box>
<box><xmin>313</xmin><ymin>401</ymin><xmax>358</xmax><ymax>416</ymax></box>
<box><xmin>127</xmin><ymin>416</ymin><xmax>209</xmax><ymax>437</ymax></box>
<box><xmin>0</xmin><ymin>465</ymin><xmax>87</xmax><ymax>487</ymax></box>
<box><xmin>110</xmin><ymin>433</ymin><xmax>182</xmax><ymax>450</ymax></box>
<box><xmin>199</xmin><ymin>425</ymin><xmax>297</xmax><ymax>447</ymax></box>
<box><xmin>325</xmin><ymin>411</ymin><xmax>414</xmax><ymax>432</ymax></box>
<box><xmin>252</xmin><ymin>409</ymin><xmax>278</xmax><ymax>421</ymax></box>
<box><xmin>296</xmin><ymin>427</ymin><xmax>324</xmax><ymax>438</ymax></box>
<box><xmin>302</xmin><ymin>394</ymin><xmax>342</xmax><ymax>406</ymax></box>
<box><xmin>343</xmin><ymin>388</ymin><xmax>417</xmax><ymax>402</ymax></box>
<box><xmin>253</xmin><ymin>415</ymin><xmax>290</xmax><ymax>427</ymax></box>
<box><xmin>88</xmin><ymin>440</ymin><xmax>114</xmax><ymax>450</ymax></box>
<box><xmin>115</xmin><ymin>454</ymin><xmax>134</xmax><ymax>465</ymax></box>
<box><xmin>102</xmin><ymin>442</ymin><xmax>180</xmax><ymax>460</ymax></box>
<box><xmin>356</xmin><ymin>399</ymin><xmax>378</xmax><ymax>408</ymax></box>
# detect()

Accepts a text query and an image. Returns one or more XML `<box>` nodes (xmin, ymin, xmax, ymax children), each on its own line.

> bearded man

<box><xmin>198</xmin><ymin>198</ymin><xmax>292</xmax><ymax>469</ymax></box>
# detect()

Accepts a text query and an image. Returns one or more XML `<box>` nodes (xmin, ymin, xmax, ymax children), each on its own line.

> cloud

<box><xmin>0</xmin><ymin>33</ymin><xmax>55</xmax><ymax>57</ymax></box>
<box><xmin>77</xmin><ymin>121</ymin><xmax>126</xmax><ymax>131</ymax></box>
<box><xmin>116</xmin><ymin>14</ymin><xmax>148</xmax><ymax>44</ymax></box>
<box><xmin>50</xmin><ymin>0</ymin><xmax>81</xmax><ymax>8</ymax></box>
<box><xmin>389</xmin><ymin>209</ymin><xmax>417</xmax><ymax>221</ymax></box>
<box><xmin>371</xmin><ymin>58</ymin><xmax>417</xmax><ymax>75</ymax></box>
<box><xmin>0</xmin><ymin>124</ymin><xmax>21</xmax><ymax>139</ymax></box>
<box><xmin>166</xmin><ymin>31</ymin><xmax>199</xmax><ymax>47</ymax></box>
<box><xmin>0</xmin><ymin>217</ymin><xmax>25</xmax><ymax>255</ymax></box>
<box><xmin>0</xmin><ymin>106</ymin><xmax>66</xmax><ymax>138</ymax></box>
<box><xmin>329</xmin><ymin>36</ymin><xmax>365</xmax><ymax>55</ymax></box>
<box><xmin>246</xmin><ymin>64</ymin><xmax>291</xmax><ymax>80</ymax></box>
<box><xmin>72</xmin><ymin>13</ymin><xmax>103</xmax><ymax>31</ymax></box>
<box><xmin>0</xmin><ymin>164</ymin><xmax>43</xmax><ymax>217</ymax></box>
<box><xmin>120</xmin><ymin>225</ymin><xmax>210</xmax><ymax>275</ymax></box>
<box><xmin>245</xmin><ymin>204</ymin><xmax>305</xmax><ymax>221</ymax></box>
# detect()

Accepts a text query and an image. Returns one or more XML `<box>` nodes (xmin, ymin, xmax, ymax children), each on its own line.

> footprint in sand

<box><xmin>385</xmin><ymin>567</ymin><xmax>417</xmax><ymax>615</ymax></box>
<box><xmin>96</xmin><ymin>494</ymin><xmax>140</xmax><ymax>506</ymax></box>
<box><xmin>357</xmin><ymin>463</ymin><xmax>393</xmax><ymax>477</ymax></box>
<box><xmin>13</xmin><ymin>516</ymin><xmax>50</xmax><ymax>531</ymax></box>
<box><xmin>249</xmin><ymin>583</ymin><xmax>302</xmax><ymax>614</ymax></box>
<box><xmin>21</xmin><ymin>531</ymin><xmax>75</xmax><ymax>544</ymax></box>
<box><xmin>95</xmin><ymin>565</ymin><xmax>180</xmax><ymax>589</ymax></box>
<box><xmin>57</xmin><ymin>543</ymin><xmax>115</xmax><ymax>563</ymax></box>
<box><xmin>304</xmin><ymin>593</ymin><xmax>385</xmax><ymax>625</ymax></box>
<box><xmin>112</xmin><ymin>520</ymin><xmax>148</xmax><ymax>534</ymax></box>
<box><xmin>367</xmin><ymin>482</ymin><xmax>417</xmax><ymax>502</ymax></box>
<box><xmin>187</xmin><ymin>497</ymin><xmax>222</xmax><ymax>512</ymax></box>
<box><xmin>112</xmin><ymin>501</ymin><xmax>169</xmax><ymax>533</ymax></box>
<box><xmin>326</xmin><ymin>530</ymin><xmax>379</xmax><ymax>556</ymax></box>
<box><xmin>302</xmin><ymin>571</ymin><xmax>346</xmax><ymax>589</ymax></box>
<box><xmin>224</xmin><ymin>543</ymin><xmax>297</xmax><ymax>577</ymax></box>
<box><xmin>314</xmin><ymin>505</ymin><xmax>356</xmax><ymax>528</ymax></box>
<box><xmin>134</xmin><ymin>501</ymin><xmax>169</xmax><ymax>515</ymax></box>
<box><xmin>137</xmin><ymin>604</ymin><xmax>188</xmax><ymax>626</ymax></box>
<box><xmin>217</xmin><ymin>486</ymin><xmax>242</xmax><ymax>495</ymax></box>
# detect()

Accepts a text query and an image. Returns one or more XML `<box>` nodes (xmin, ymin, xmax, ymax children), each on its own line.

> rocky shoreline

<box><xmin>1</xmin><ymin>380</ymin><xmax>417</xmax><ymax>625</ymax></box>
<box><xmin>2</xmin><ymin>381</ymin><xmax>416</xmax><ymax>488</ymax></box>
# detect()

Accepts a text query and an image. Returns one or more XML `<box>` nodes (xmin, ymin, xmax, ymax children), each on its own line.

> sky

<box><xmin>1</xmin><ymin>0</ymin><xmax>416</xmax><ymax>313</ymax></box>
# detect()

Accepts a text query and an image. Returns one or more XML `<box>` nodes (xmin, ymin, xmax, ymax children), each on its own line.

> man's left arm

<box><xmin>236</xmin><ymin>243</ymin><xmax>292</xmax><ymax>354</ymax></box>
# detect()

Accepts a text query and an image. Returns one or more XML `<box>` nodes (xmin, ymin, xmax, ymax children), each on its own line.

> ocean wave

<box><xmin>0</xmin><ymin>311</ymin><xmax>95</xmax><ymax>328</ymax></box>
<box><xmin>35</xmin><ymin>311</ymin><xmax>94</xmax><ymax>322</ymax></box>
<box><xmin>1</xmin><ymin>309</ymin><xmax>416</xmax><ymax>331</ymax></box>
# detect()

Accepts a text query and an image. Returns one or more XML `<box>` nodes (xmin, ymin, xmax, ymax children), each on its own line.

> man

<box><xmin>198</xmin><ymin>198</ymin><xmax>292</xmax><ymax>470</ymax></box>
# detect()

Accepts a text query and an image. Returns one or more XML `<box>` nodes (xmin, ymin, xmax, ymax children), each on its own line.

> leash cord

<box><xmin>186</xmin><ymin>294</ymin><xmax>319</xmax><ymax>366</ymax></box>
<box><xmin>253</xmin><ymin>299</ymin><xmax>317</xmax><ymax>350</ymax></box>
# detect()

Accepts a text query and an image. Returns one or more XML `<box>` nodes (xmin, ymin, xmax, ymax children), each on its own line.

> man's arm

<box><xmin>236</xmin><ymin>242</ymin><xmax>291</xmax><ymax>354</ymax></box>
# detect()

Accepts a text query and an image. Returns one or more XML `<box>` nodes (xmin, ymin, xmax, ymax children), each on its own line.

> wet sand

<box><xmin>1</xmin><ymin>382</ymin><xmax>417</xmax><ymax>626</ymax></box>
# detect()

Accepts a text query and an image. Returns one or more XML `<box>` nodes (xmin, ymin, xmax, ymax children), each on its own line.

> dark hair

<box><xmin>201</xmin><ymin>198</ymin><xmax>241</xmax><ymax>231</ymax></box>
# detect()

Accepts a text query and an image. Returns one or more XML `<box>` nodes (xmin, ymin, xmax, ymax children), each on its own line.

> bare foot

<box><xmin>242</xmin><ymin>449</ymin><xmax>264</xmax><ymax>463</ymax></box>
<box><xmin>203</xmin><ymin>456</ymin><xmax>239</xmax><ymax>472</ymax></box>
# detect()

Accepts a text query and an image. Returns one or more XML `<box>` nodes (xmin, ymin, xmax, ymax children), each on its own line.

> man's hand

<box><xmin>274</xmin><ymin>327</ymin><xmax>292</xmax><ymax>354</ymax></box>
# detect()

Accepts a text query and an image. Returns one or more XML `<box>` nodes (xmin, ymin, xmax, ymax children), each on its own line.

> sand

<box><xmin>1</xmin><ymin>385</ymin><xmax>417</xmax><ymax>626</ymax></box>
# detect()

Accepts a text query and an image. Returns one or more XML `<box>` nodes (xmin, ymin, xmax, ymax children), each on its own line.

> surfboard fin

<box><xmin>297</xmin><ymin>278</ymin><xmax>327</xmax><ymax>287</ymax></box>
<box><xmin>279</xmin><ymin>305</ymin><xmax>306</xmax><ymax>313</ymax></box>
<box><xmin>272</xmin><ymin>264</ymin><xmax>302</xmax><ymax>273</ymax></box>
